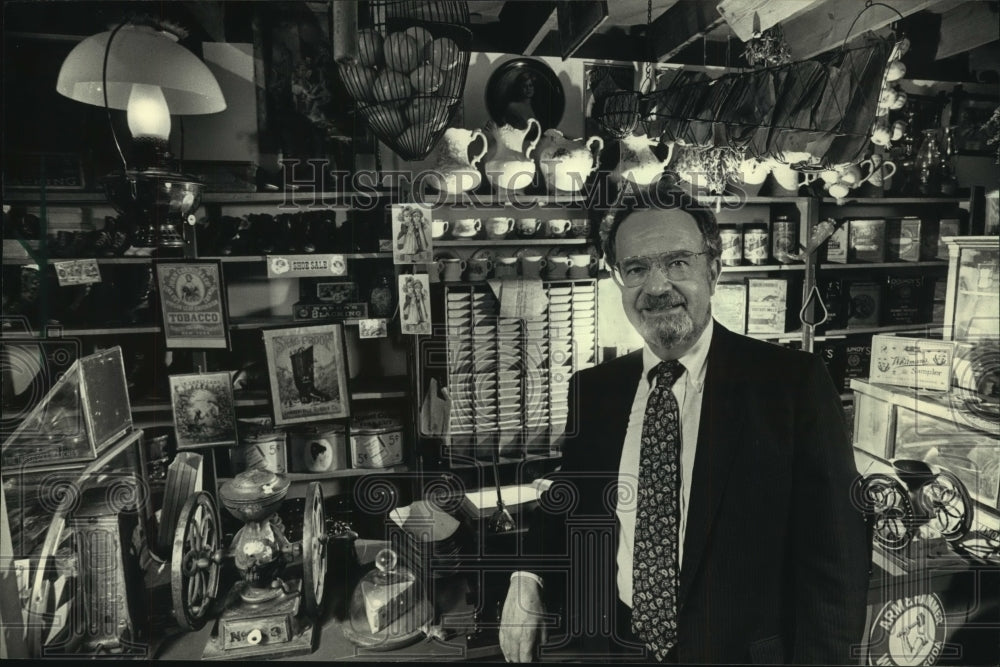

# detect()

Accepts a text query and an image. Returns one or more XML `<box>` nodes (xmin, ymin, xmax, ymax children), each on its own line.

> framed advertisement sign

<box><xmin>169</xmin><ymin>372</ymin><xmax>238</xmax><ymax>450</ymax></box>
<box><xmin>154</xmin><ymin>261</ymin><xmax>230</xmax><ymax>349</ymax></box>
<box><xmin>262</xmin><ymin>324</ymin><xmax>351</xmax><ymax>426</ymax></box>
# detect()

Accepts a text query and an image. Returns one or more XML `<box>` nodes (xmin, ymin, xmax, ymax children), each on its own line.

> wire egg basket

<box><xmin>337</xmin><ymin>1</ymin><xmax>472</xmax><ymax>161</ymax></box>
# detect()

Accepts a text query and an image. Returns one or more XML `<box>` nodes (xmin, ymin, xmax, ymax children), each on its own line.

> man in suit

<box><xmin>498</xmin><ymin>187</ymin><xmax>870</xmax><ymax>663</ymax></box>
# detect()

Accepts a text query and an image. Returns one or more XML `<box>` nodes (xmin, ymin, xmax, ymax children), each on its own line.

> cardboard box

<box><xmin>848</xmin><ymin>219</ymin><xmax>887</xmax><ymax>263</ymax></box>
<box><xmin>869</xmin><ymin>335</ymin><xmax>954</xmax><ymax>391</ymax></box>
<box><xmin>846</xmin><ymin>281</ymin><xmax>882</xmax><ymax>328</ymax></box>
<box><xmin>747</xmin><ymin>278</ymin><xmax>788</xmax><ymax>334</ymax></box>
<box><xmin>293</xmin><ymin>300</ymin><xmax>368</xmax><ymax>321</ymax></box>
<box><xmin>883</xmin><ymin>275</ymin><xmax>926</xmax><ymax>325</ymax></box>
<box><xmin>712</xmin><ymin>283</ymin><xmax>747</xmax><ymax>334</ymax></box>
<box><xmin>887</xmin><ymin>217</ymin><xmax>921</xmax><ymax>262</ymax></box>
<box><xmin>816</xmin><ymin>339</ymin><xmax>848</xmax><ymax>392</ymax></box>
<box><xmin>825</xmin><ymin>224</ymin><xmax>849</xmax><ymax>264</ymax></box>
<box><xmin>844</xmin><ymin>341</ymin><xmax>872</xmax><ymax>386</ymax></box>
<box><xmin>816</xmin><ymin>278</ymin><xmax>848</xmax><ymax>332</ymax></box>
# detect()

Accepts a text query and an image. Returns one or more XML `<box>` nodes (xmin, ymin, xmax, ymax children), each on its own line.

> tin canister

<box><xmin>290</xmin><ymin>422</ymin><xmax>347</xmax><ymax>473</ymax></box>
<box><xmin>719</xmin><ymin>225</ymin><xmax>742</xmax><ymax>266</ymax></box>
<box><xmin>349</xmin><ymin>411</ymin><xmax>404</xmax><ymax>469</ymax></box>
<box><xmin>743</xmin><ymin>225</ymin><xmax>769</xmax><ymax>265</ymax></box>
<box><xmin>771</xmin><ymin>217</ymin><xmax>798</xmax><ymax>264</ymax></box>
<box><xmin>231</xmin><ymin>429</ymin><xmax>287</xmax><ymax>474</ymax></box>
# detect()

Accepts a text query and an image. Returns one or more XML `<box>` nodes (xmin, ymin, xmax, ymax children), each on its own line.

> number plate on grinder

<box><xmin>221</xmin><ymin>616</ymin><xmax>291</xmax><ymax>649</ymax></box>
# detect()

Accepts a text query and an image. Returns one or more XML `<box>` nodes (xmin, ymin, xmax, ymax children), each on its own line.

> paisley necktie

<box><xmin>631</xmin><ymin>359</ymin><xmax>685</xmax><ymax>661</ymax></box>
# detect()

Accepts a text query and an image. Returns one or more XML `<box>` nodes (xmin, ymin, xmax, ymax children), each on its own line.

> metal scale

<box><xmin>170</xmin><ymin>470</ymin><xmax>328</xmax><ymax>659</ymax></box>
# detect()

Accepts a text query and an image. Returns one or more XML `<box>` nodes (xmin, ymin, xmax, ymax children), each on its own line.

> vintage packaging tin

<box><xmin>771</xmin><ymin>217</ymin><xmax>798</xmax><ymax>264</ymax></box>
<box><xmin>747</xmin><ymin>278</ymin><xmax>788</xmax><ymax>334</ymax></box>
<box><xmin>846</xmin><ymin>281</ymin><xmax>882</xmax><ymax>328</ymax></box>
<box><xmin>719</xmin><ymin>225</ymin><xmax>742</xmax><ymax>266</ymax></box>
<box><xmin>743</xmin><ymin>224</ymin><xmax>769</xmax><ymax>265</ymax></box>
<box><xmin>935</xmin><ymin>219</ymin><xmax>961</xmax><ymax>259</ymax></box>
<box><xmin>289</xmin><ymin>422</ymin><xmax>348</xmax><ymax>473</ymax></box>
<box><xmin>231</xmin><ymin>429</ymin><xmax>287</xmax><ymax>474</ymax></box>
<box><xmin>349</xmin><ymin>411</ymin><xmax>404</xmax><ymax>469</ymax></box>
<box><xmin>825</xmin><ymin>224</ymin><xmax>849</xmax><ymax>264</ymax></box>
<box><xmin>848</xmin><ymin>218</ymin><xmax>886</xmax><ymax>263</ymax></box>
<box><xmin>887</xmin><ymin>217</ymin><xmax>921</xmax><ymax>262</ymax></box>
<box><xmin>884</xmin><ymin>275</ymin><xmax>926</xmax><ymax>325</ymax></box>
<box><xmin>711</xmin><ymin>283</ymin><xmax>747</xmax><ymax>334</ymax></box>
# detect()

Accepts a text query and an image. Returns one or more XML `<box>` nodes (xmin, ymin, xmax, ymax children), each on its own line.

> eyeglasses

<box><xmin>612</xmin><ymin>250</ymin><xmax>709</xmax><ymax>287</ymax></box>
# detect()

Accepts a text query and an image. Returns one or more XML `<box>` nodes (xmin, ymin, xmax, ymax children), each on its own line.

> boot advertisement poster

<box><xmin>169</xmin><ymin>371</ymin><xmax>238</xmax><ymax>449</ymax></box>
<box><xmin>155</xmin><ymin>260</ymin><xmax>230</xmax><ymax>349</ymax></box>
<box><xmin>262</xmin><ymin>324</ymin><xmax>350</xmax><ymax>425</ymax></box>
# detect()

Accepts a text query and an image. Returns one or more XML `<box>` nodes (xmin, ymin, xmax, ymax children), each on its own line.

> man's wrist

<box><xmin>511</xmin><ymin>571</ymin><xmax>544</xmax><ymax>588</ymax></box>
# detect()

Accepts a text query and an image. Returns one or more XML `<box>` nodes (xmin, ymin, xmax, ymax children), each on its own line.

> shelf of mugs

<box><xmin>434</xmin><ymin>239</ymin><xmax>589</xmax><ymax>246</ymax></box>
<box><xmin>819</xmin><ymin>260</ymin><xmax>949</xmax><ymax>270</ymax></box>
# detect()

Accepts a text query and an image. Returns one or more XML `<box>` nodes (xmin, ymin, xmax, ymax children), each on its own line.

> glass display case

<box><xmin>942</xmin><ymin>236</ymin><xmax>999</xmax><ymax>342</ymax></box>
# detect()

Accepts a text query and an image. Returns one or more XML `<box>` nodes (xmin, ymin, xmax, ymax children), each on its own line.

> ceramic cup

<box><xmin>770</xmin><ymin>163</ymin><xmax>818</xmax><ymax>195</ymax></box>
<box><xmin>431</xmin><ymin>219</ymin><xmax>450</xmax><ymax>239</ymax></box>
<box><xmin>466</xmin><ymin>257</ymin><xmax>494</xmax><ymax>281</ymax></box>
<box><xmin>861</xmin><ymin>156</ymin><xmax>897</xmax><ymax>188</ymax></box>
<box><xmin>517</xmin><ymin>218</ymin><xmax>541</xmax><ymax>238</ymax></box>
<box><xmin>453</xmin><ymin>218</ymin><xmax>482</xmax><ymax>238</ymax></box>
<box><xmin>520</xmin><ymin>254</ymin><xmax>547</xmax><ymax>279</ymax></box>
<box><xmin>569</xmin><ymin>218</ymin><xmax>590</xmax><ymax>238</ymax></box>
<box><xmin>543</xmin><ymin>256</ymin><xmax>570</xmax><ymax>279</ymax></box>
<box><xmin>545</xmin><ymin>219</ymin><xmax>572</xmax><ymax>238</ymax></box>
<box><xmin>438</xmin><ymin>258</ymin><xmax>467</xmax><ymax>282</ymax></box>
<box><xmin>485</xmin><ymin>217</ymin><xmax>514</xmax><ymax>240</ymax></box>
<box><xmin>494</xmin><ymin>257</ymin><xmax>519</xmax><ymax>279</ymax></box>
<box><xmin>568</xmin><ymin>254</ymin><xmax>597</xmax><ymax>279</ymax></box>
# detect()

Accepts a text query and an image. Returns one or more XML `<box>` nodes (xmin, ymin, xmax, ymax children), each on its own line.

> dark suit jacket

<box><xmin>524</xmin><ymin>322</ymin><xmax>870</xmax><ymax>664</ymax></box>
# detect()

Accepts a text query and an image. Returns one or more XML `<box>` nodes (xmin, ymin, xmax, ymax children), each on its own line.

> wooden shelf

<box><xmin>217</xmin><ymin>465</ymin><xmax>409</xmax><ymax>484</ymax></box>
<box><xmin>820</xmin><ymin>324</ymin><xmax>937</xmax><ymax>337</ymax></box>
<box><xmin>1</xmin><ymin>325</ymin><xmax>162</xmax><ymax>338</ymax></box>
<box><xmin>447</xmin><ymin>452</ymin><xmax>562</xmax><ymax>469</ymax></box>
<box><xmin>228</xmin><ymin>316</ymin><xmax>367</xmax><ymax>330</ymax></box>
<box><xmin>1</xmin><ymin>252</ymin><xmax>393</xmax><ymax>265</ymax></box>
<box><xmin>821</xmin><ymin>261</ymin><xmax>949</xmax><ymax>270</ymax></box>
<box><xmin>720</xmin><ymin>263</ymin><xmax>805</xmax><ymax>273</ymax></box>
<box><xmin>206</xmin><ymin>252</ymin><xmax>392</xmax><ymax>262</ymax></box>
<box><xmin>820</xmin><ymin>196</ymin><xmax>967</xmax><ymax>205</ymax></box>
<box><xmin>423</xmin><ymin>193</ymin><xmax>588</xmax><ymax>206</ymax></box>
<box><xmin>746</xmin><ymin>329</ymin><xmax>802</xmax><ymax>342</ymax></box>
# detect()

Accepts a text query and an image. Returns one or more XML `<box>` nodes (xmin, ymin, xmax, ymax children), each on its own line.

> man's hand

<box><xmin>499</xmin><ymin>575</ymin><xmax>547</xmax><ymax>662</ymax></box>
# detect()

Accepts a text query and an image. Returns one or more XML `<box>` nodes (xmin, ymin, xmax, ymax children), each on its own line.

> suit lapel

<box><xmin>600</xmin><ymin>350</ymin><xmax>643</xmax><ymax>517</ymax></box>
<box><xmin>679</xmin><ymin>324</ymin><xmax>745</xmax><ymax>607</ymax></box>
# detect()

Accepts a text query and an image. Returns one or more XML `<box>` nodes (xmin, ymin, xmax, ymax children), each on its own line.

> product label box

<box><xmin>884</xmin><ymin>275</ymin><xmax>925</xmax><ymax>325</ymax></box>
<box><xmin>825</xmin><ymin>224</ymin><xmax>849</xmax><ymax>264</ymax></box>
<box><xmin>936</xmin><ymin>219</ymin><xmax>961</xmax><ymax>259</ymax></box>
<box><xmin>816</xmin><ymin>339</ymin><xmax>848</xmax><ymax>393</ymax></box>
<box><xmin>887</xmin><ymin>217</ymin><xmax>921</xmax><ymax>262</ymax></box>
<box><xmin>848</xmin><ymin>219</ymin><xmax>887</xmax><ymax>263</ymax></box>
<box><xmin>844</xmin><ymin>341</ymin><xmax>872</xmax><ymax>386</ymax></box>
<box><xmin>293</xmin><ymin>300</ymin><xmax>368</xmax><ymax>321</ymax></box>
<box><xmin>847</xmin><ymin>281</ymin><xmax>882</xmax><ymax>328</ymax></box>
<box><xmin>817</xmin><ymin>278</ymin><xmax>847</xmax><ymax>332</ymax></box>
<box><xmin>712</xmin><ymin>283</ymin><xmax>747</xmax><ymax>334</ymax></box>
<box><xmin>869</xmin><ymin>335</ymin><xmax>954</xmax><ymax>391</ymax></box>
<box><xmin>747</xmin><ymin>278</ymin><xmax>788</xmax><ymax>334</ymax></box>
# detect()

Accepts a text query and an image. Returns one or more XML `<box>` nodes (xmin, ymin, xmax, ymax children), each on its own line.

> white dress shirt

<box><xmin>511</xmin><ymin>323</ymin><xmax>714</xmax><ymax>604</ymax></box>
<box><xmin>616</xmin><ymin>321</ymin><xmax>713</xmax><ymax>607</ymax></box>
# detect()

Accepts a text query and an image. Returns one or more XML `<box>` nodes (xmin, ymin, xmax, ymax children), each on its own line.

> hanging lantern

<box><xmin>336</xmin><ymin>1</ymin><xmax>472</xmax><ymax>161</ymax></box>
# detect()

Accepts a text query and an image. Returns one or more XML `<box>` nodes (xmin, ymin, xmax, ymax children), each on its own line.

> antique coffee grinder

<box><xmin>170</xmin><ymin>470</ymin><xmax>328</xmax><ymax>659</ymax></box>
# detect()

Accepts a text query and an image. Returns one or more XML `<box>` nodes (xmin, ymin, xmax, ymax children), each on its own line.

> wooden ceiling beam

<box><xmin>497</xmin><ymin>0</ymin><xmax>558</xmax><ymax>55</ymax></box>
<box><xmin>935</xmin><ymin>1</ymin><xmax>1000</xmax><ymax>61</ymax></box>
<box><xmin>716</xmin><ymin>0</ymin><xmax>825</xmax><ymax>42</ymax></box>
<box><xmin>648</xmin><ymin>0</ymin><xmax>727</xmax><ymax>62</ymax></box>
<box><xmin>782</xmin><ymin>0</ymin><xmax>959</xmax><ymax>61</ymax></box>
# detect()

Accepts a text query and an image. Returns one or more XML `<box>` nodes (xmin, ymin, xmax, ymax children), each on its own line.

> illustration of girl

<box><xmin>396</xmin><ymin>206</ymin><xmax>430</xmax><ymax>262</ymax></box>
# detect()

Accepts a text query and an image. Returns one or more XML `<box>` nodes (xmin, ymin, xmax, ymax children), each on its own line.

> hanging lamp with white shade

<box><xmin>56</xmin><ymin>18</ymin><xmax>226</xmax><ymax>248</ymax></box>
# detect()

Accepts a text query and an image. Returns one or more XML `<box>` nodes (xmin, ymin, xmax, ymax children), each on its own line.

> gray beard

<box><xmin>639</xmin><ymin>307</ymin><xmax>703</xmax><ymax>352</ymax></box>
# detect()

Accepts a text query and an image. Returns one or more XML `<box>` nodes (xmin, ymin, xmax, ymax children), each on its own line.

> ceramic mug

<box><xmin>431</xmin><ymin>219</ymin><xmax>450</xmax><ymax>239</ymax></box>
<box><xmin>485</xmin><ymin>217</ymin><xmax>514</xmax><ymax>239</ymax></box>
<box><xmin>543</xmin><ymin>256</ymin><xmax>570</xmax><ymax>279</ymax></box>
<box><xmin>453</xmin><ymin>218</ymin><xmax>482</xmax><ymax>238</ymax></box>
<box><xmin>568</xmin><ymin>254</ymin><xmax>597</xmax><ymax>278</ymax></box>
<box><xmin>438</xmin><ymin>258</ymin><xmax>467</xmax><ymax>282</ymax></box>
<box><xmin>861</xmin><ymin>156</ymin><xmax>897</xmax><ymax>188</ymax></box>
<box><xmin>466</xmin><ymin>257</ymin><xmax>494</xmax><ymax>280</ymax></box>
<box><xmin>545</xmin><ymin>219</ymin><xmax>572</xmax><ymax>238</ymax></box>
<box><xmin>494</xmin><ymin>257</ymin><xmax>519</xmax><ymax>278</ymax></box>
<box><xmin>569</xmin><ymin>218</ymin><xmax>590</xmax><ymax>238</ymax></box>
<box><xmin>771</xmin><ymin>163</ymin><xmax>819</xmax><ymax>194</ymax></box>
<box><xmin>517</xmin><ymin>218</ymin><xmax>541</xmax><ymax>237</ymax></box>
<box><xmin>520</xmin><ymin>255</ymin><xmax>547</xmax><ymax>279</ymax></box>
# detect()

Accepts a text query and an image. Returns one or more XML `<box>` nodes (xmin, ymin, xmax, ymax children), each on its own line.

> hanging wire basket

<box><xmin>337</xmin><ymin>1</ymin><xmax>472</xmax><ymax>161</ymax></box>
<box><xmin>594</xmin><ymin>90</ymin><xmax>642</xmax><ymax>139</ymax></box>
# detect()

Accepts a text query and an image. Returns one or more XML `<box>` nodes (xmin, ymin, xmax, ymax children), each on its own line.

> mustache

<box><xmin>639</xmin><ymin>294</ymin><xmax>685</xmax><ymax>310</ymax></box>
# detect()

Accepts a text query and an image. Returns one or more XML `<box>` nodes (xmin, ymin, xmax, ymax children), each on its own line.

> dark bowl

<box><xmin>891</xmin><ymin>459</ymin><xmax>935</xmax><ymax>491</ymax></box>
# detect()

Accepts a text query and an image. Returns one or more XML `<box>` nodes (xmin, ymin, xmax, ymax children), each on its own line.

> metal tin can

<box><xmin>349</xmin><ymin>411</ymin><xmax>404</xmax><ymax>469</ymax></box>
<box><xmin>771</xmin><ymin>217</ymin><xmax>798</xmax><ymax>264</ymax></box>
<box><xmin>231</xmin><ymin>429</ymin><xmax>287</xmax><ymax>474</ymax></box>
<box><xmin>743</xmin><ymin>225</ymin><xmax>769</xmax><ymax>265</ymax></box>
<box><xmin>719</xmin><ymin>226</ymin><xmax>742</xmax><ymax>266</ymax></box>
<box><xmin>290</xmin><ymin>422</ymin><xmax>347</xmax><ymax>473</ymax></box>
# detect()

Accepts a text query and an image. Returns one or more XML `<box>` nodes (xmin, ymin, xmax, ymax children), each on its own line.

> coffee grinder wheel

<box><xmin>858</xmin><ymin>473</ymin><xmax>916</xmax><ymax>550</ymax></box>
<box><xmin>301</xmin><ymin>481</ymin><xmax>328</xmax><ymax>616</ymax></box>
<box><xmin>171</xmin><ymin>491</ymin><xmax>224</xmax><ymax>630</ymax></box>
<box><xmin>919</xmin><ymin>470</ymin><xmax>974</xmax><ymax>542</ymax></box>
